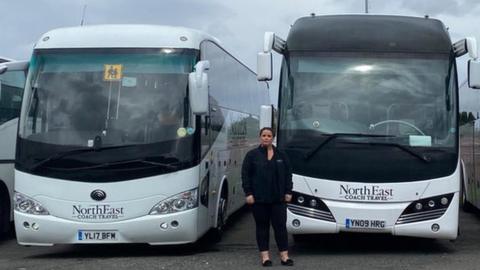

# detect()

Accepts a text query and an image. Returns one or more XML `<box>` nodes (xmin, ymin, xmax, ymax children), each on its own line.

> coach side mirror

<box><xmin>189</xmin><ymin>60</ymin><xmax>210</xmax><ymax>115</ymax></box>
<box><xmin>257</xmin><ymin>32</ymin><xmax>275</xmax><ymax>81</ymax></box>
<box><xmin>257</xmin><ymin>52</ymin><xmax>272</xmax><ymax>81</ymax></box>
<box><xmin>467</xmin><ymin>37</ymin><xmax>478</xmax><ymax>59</ymax></box>
<box><xmin>468</xmin><ymin>60</ymin><xmax>480</xmax><ymax>89</ymax></box>
<box><xmin>259</xmin><ymin>105</ymin><xmax>273</xmax><ymax>129</ymax></box>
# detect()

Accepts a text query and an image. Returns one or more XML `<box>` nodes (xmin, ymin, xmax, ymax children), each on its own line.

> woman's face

<box><xmin>260</xmin><ymin>130</ymin><xmax>274</xmax><ymax>147</ymax></box>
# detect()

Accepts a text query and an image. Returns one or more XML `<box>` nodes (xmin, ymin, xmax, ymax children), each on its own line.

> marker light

<box><xmin>31</xmin><ymin>223</ymin><xmax>39</xmax><ymax>231</ymax></box>
<box><xmin>441</xmin><ymin>197</ymin><xmax>449</xmax><ymax>206</ymax></box>
<box><xmin>310</xmin><ymin>199</ymin><xmax>317</xmax><ymax>208</ymax></box>
<box><xmin>292</xmin><ymin>219</ymin><xmax>301</xmax><ymax>227</ymax></box>
<box><xmin>415</xmin><ymin>203</ymin><xmax>423</xmax><ymax>211</ymax></box>
<box><xmin>297</xmin><ymin>196</ymin><xmax>305</xmax><ymax>204</ymax></box>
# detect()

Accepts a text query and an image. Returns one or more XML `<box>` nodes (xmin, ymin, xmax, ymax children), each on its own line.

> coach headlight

<box><xmin>149</xmin><ymin>188</ymin><xmax>198</xmax><ymax>215</ymax></box>
<box><xmin>14</xmin><ymin>192</ymin><xmax>50</xmax><ymax>215</ymax></box>
<box><xmin>397</xmin><ymin>193</ymin><xmax>454</xmax><ymax>224</ymax></box>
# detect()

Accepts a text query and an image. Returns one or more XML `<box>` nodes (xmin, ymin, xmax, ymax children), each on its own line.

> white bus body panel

<box><xmin>288</xmin><ymin>162</ymin><xmax>460</xmax><ymax>239</ymax></box>
<box><xmin>14</xmin><ymin>167</ymin><xmax>208</xmax><ymax>245</ymax></box>
<box><xmin>0</xmin><ymin>118</ymin><xmax>18</xmax><ymax>221</ymax></box>
<box><xmin>35</xmin><ymin>25</ymin><xmax>218</xmax><ymax>50</ymax></box>
<box><xmin>0</xmin><ymin>118</ymin><xmax>18</xmax><ymax>161</ymax></box>
<box><xmin>0</xmin><ymin>60</ymin><xmax>28</xmax><ymax>226</ymax></box>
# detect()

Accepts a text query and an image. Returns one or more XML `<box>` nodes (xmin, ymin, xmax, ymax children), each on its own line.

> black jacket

<box><xmin>241</xmin><ymin>145</ymin><xmax>293</xmax><ymax>203</ymax></box>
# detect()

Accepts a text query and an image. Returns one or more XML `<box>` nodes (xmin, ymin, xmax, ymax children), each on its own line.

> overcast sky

<box><xmin>1</xmin><ymin>0</ymin><xmax>479</xmax><ymax>107</ymax></box>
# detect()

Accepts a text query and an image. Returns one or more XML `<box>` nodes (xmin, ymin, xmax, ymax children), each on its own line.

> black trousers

<box><xmin>251</xmin><ymin>202</ymin><xmax>288</xmax><ymax>252</ymax></box>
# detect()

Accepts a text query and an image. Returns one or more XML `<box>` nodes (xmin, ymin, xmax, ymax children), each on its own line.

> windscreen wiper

<box><xmin>304</xmin><ymin>133</ymin><xmax>394</xmax><ymax>160</ymax></box>
<box><xmin>30</xmin><ymin>144</ymin><xmax>139</xmax><ymax>171</ymax></box>
<box><xmin>45</xmin><ymin>158</ymin><xmax>180</xmax><ymax>171</ymax></box>
<box><xmin>341</xmin><ymin>141</ymin><xmax>431</xmax><ymax>163</ymax></box>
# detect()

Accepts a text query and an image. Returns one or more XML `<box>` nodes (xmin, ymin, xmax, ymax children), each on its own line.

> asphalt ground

<box><xmin>1</xmin><ymin>207</ymin><xmax>480</xmax><ymax>270</ymax></box>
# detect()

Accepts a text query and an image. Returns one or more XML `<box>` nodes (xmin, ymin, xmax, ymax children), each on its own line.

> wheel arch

<box><xmin>214</xmin><ymin>175</ymin><xmax>229</xmax><ymax>228</ymax></box>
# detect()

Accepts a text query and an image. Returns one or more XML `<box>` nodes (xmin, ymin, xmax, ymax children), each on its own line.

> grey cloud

<box><xmin>0</xmin><ymin>0</ymin><xmax>86</xmax><ymax>59</ymax></box>
<box><xmin>85</xmin><ymin>0</ymin><xmax>231</xmax><ymax>26</ymax></box>
<box><xmin>375</xmin><ymin>0</ymin><xmax>480</xmax><ymax>16</ymax></box>
<box><xmin>0</xmin><ymin>0</ymin><xmax>233</xmax><ymax>59</ymax></box>
<box><xmin>1</xmin><ymin>0</ymin><xmax>479</xmax><ymax>105</ymax></box>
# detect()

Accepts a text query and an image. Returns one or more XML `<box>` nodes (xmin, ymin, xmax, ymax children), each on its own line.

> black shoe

<box><xmin>281</xmin><ymin>258</ymin><xmax>294</xmax><ymax>266</ymax></box>
<box><xmin>262</xmin><ymin>260</ymin><xmax>272</xmax><ymax>267</ymax></box>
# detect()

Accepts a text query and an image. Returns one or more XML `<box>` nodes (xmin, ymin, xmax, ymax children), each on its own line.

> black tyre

<box><xmin>210</xmin><ymin>195</ymin><xmax>228</xmax><ymax>243</ymax></box>
<box><xmin>462</xmin><ymin>186</ymin><xmax>475</xmax><ymax>213</ymax></box>
<box><xmin>461</xmin><ymin>172</ymin><xmax>476</xmax><ymax>213</ymax></box>
<box><xmin>0</xmin><ymin>193</ymin><xmax>10</xmax><ymax>237</ymax></box>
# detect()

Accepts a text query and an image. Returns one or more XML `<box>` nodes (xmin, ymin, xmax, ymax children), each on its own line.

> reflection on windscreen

<box><xmin>280</xmin><ymin>53</ymin><xmax>456</xmax><ymax>147</ymax></box>
<box><xmin>20</xmin><ymin>50</ymin><xmax>196</xmax><ymax>147</ymax></box>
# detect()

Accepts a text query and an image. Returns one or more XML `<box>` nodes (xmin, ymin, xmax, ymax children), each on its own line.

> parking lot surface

<box><xmin>1</xmin><ymin>208</ymin><xmax>480</xmax><ymax>270</ymax></box>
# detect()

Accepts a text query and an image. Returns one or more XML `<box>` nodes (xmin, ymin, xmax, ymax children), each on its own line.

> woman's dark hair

<box><xmin>259</xmin><ymin>127</ymin><xmax>275</xmax><ymax>137</ymax></box>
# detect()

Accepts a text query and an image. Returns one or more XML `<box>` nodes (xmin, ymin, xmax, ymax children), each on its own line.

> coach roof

<box><xmin>34</xmin><ymin>24</ymin><xmax>218</xmax><ymax>50</ymax></box>
<box><xmin>286</xmin><ymin>15</ymin><xmax>452</xmax><ymax>54</ymax></box>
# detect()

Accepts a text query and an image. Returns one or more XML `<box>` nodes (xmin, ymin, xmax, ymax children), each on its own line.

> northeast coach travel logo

<box><xmin>339</xmin><ymin>185</ymin><xmax>393</xmax><ymax>201</ymax></box>
<box><xmin>72</xmin><ymin>205</ymin><xmax>124</xmax><ymax>220</ymax></box>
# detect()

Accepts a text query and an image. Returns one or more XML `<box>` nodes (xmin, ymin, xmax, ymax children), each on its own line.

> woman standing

<box><xmin>241</xmin><ymin>127</ymin><xmax>294</xmax><ymax>267</ymax></box>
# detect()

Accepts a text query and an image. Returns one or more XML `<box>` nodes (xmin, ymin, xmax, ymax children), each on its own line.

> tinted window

<box><xmin>0</xmin><ymin>70</ymin><xmax>25</xmax><ymax>125</ymax></box>
<box><xmin>200</xmin><ymin>41</ymin><xmax>269</xmax><ymax>115</ymax></box>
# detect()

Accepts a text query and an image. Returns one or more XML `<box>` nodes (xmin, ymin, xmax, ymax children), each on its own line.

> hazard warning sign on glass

<box><xmin>104</xmin><ymin>64</ymin><xmax>123</xmax><ymax>81</ymax></box>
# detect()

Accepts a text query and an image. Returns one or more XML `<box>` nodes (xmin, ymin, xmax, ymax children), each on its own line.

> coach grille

<box><xmin>287</xmin><ymin>203</ymin><xmax>336</xmax><ymax>222</ymax></box>
<box><xmin>396</xmin><ymin>208</ymin><xmax>447</xmax><ymax>225</ymax></box>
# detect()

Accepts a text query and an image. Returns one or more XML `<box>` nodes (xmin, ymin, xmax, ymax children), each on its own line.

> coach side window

<box><xmin>0</xmin><ymin>70</ymin><xmax>25</xmax><ymax>125</ymax></box>
<box><xmin>200</xmin><ymin>41</ymin><xmax>261</xmax><ymax>114</ymax></box>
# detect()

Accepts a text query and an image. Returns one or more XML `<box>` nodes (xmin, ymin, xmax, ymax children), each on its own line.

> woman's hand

<box><xmin>285</xmin><ymin>194</ymin><xmax>292</xmax><ymax>203</ymax></box>
<box><xmin>246</xmin><ymin>195</ymin><xmax>255</xmax><ymax>205</ymax></box>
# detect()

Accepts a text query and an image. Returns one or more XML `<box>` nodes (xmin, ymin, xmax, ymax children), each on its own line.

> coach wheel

<box><xmin>210</xmin><ymin>189</ymin><xmax>228</xmax><ymax>243</ymax></box>
<box><xmin>213</xmin><ymin>196</ymin><xmax>228</xmax><ymax>242</ymax></box>
<box><xmin>0</xmin><ymin>192</ymin><xmax>10</xmax><ymax>237</ymax></box>
<box><xmin>461</xmin><ymin>184</ymin><xmax>475</xmax><ymax>213</ymax></box>
<box><xmin>217</xmin><ymin>196</ymin><xmax>227</xmax><ymax>231</ymax></box>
